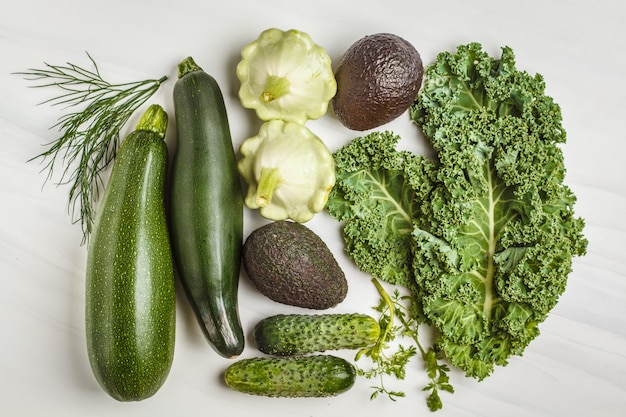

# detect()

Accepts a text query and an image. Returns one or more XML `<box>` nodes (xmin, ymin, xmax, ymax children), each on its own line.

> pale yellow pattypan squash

<box><xmin>236</xmin><ymin>28</ymin><xmax>337</xmax><ymax>124</ymax></box>
<box><xmin>237</xmin><ymin>120</ymin><xmax>335</xmax><ymax>223</ymax></box>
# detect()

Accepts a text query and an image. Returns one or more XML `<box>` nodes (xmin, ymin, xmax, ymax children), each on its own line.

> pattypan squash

<box><xmin>236</xmin><ymin>28</ymin><xmax>337</xmax><ymax>124</ymax></box>
<box><xmin>237</xmin><ymin>120</ymin><xmax>335</xmax><ymax>223</ymax></box>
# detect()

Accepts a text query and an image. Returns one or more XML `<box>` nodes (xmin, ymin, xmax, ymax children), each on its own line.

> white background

<box><xmin>2</xmin><ymin>1</ymin><xmax>625</xmax><ymax>416</ymax></box>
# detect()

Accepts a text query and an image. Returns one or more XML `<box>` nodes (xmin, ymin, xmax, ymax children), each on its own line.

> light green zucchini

<box><xmin>85</xmin><ymin>104</ymin><xmax>175</xmax><ymax>401</ymax></box>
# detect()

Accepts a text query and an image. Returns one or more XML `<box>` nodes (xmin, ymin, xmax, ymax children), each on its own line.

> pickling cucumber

<box><xmin>169</xmin><ymin>56</ymin><xmax>245</xmax><ymax>358</ymax></box>
<box><xmin>85</xmin><ymin>104</ymin><xmax>175</xmax><ymax>401</ymax></box>
<box><xmin>254</xmin><ymin>313</ymin><xmax>380</xmax><ymax>356</ymax></box>
<box><xmin>224</xmin><ymin>355</ymin><xmax>356</xmax><ymax>397</ymax></box>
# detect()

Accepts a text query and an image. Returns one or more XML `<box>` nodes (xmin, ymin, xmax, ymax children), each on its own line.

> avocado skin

<box><xmin>332</xmin><ymin>33</ymin><xmax>423</xmax><ymax>131</ymax></box>
<box><xmin>242</xmin><ymin>221</ymin><xmax>347</xmax><ymax>309</ymax></box>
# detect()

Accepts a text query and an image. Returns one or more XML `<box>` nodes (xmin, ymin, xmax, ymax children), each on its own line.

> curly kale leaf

<box><xmin>328</xmin><ymin>42</ymin><xmax>587</xmax><ymax>383</ymax></box>
<box><xmin>410</xmin><ymin>42</ymin><xmax>587</xmax><ymax>380</ymax></box>
<box><xmin>327</xmin><ymin>131</ymin><xmax>435</xmax><ymax>287</ymax></box>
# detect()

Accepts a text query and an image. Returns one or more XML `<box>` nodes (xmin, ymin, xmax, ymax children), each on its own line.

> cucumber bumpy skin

<box><xmin>85</xmin><ymin>104</ymin><xmax>175</xmax><ymax>401</ymax></box>
<box><xmin>224</xmin><ymin>355</ymin><xmax>356</xmax><ymax>397</ymax></box>
<box><xmin>254</xmin><ymin>313</ymin><xmax>380</xmax><ymax>356</ymax></box>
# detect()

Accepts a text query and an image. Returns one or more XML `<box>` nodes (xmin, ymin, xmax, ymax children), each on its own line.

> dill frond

<box><xmin>16</xmin><ymin>52</ymin><xmax>167</xmax><ymax>244</ymax></box>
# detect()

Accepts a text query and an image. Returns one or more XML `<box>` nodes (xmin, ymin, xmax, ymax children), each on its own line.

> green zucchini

<box><xmin>169</xmin><ymin>56</ymin><xmax>244</xmax><ymax>358</ymax></box>
<box><xmin>224</xmin><ymin>355</ymin><xmax>356</xmax><ymax>397</ymax></box>
<box><xmin>254</xmin><ymin>313</ymin><xmax>380</xmax><ymax>356</ymax></box>
<box><xmin>85</xmin><ymin>104</ymin><xmax>175</xmax><ymax>401</ymax></box>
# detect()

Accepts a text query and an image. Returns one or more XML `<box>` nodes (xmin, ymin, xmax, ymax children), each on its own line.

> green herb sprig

<box><xmin>16</xmin><ymin>53</ymin><xmax>167</xmax><ymax>243</ymax></box>
<box><xmin>356</xmin><ymin>278</ymin><xmax>454</xmax><ymax>411</ymax></box>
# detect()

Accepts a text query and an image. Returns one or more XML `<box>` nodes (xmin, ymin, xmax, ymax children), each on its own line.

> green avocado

<box><xmin>242</xmin><ymin>221</ymin><xmax>347</xmax><ymax>309</ymax></box>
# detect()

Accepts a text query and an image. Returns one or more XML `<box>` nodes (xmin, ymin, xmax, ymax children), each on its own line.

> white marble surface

<box><xmin>2</xmin><ymin>1</ymin><xmax>625</xmax><ymax>416</ymax></box>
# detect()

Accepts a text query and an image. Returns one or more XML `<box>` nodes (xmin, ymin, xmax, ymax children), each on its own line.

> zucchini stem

<box><xmin>256</xmin><ymin>167</ymin><xmax>283</xmax><ymax>207</ymax></box>
<box><xmin>135</xmin><ymin>104</ymin><xmax>168</xmax><ymax>139</ymax></box>
<box><xmin>178</xmin><ymin>56</ymin><xmax>203</xmax><ymax>79</ymax></box>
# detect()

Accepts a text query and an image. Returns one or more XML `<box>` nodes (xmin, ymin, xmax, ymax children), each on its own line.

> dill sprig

<box><xmin>16</xmin><ymin>52</ymin><xmax>167</xmax><ymax>244</ymax></box>
<box><xmin>355</xmin><ymin>278</ymin><xmax>454</xmax><ymax>412</ymax></box>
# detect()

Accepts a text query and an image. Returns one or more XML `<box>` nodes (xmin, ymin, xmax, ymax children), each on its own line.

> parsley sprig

<box><xmin>355</xmin><ymin>278</ymin><xmax>454</xmax><ymax>411</ymax></box>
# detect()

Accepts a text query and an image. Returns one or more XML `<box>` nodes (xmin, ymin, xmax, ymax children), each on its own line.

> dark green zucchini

<box><xmin>85</xmin><ymin>104</ymin><xmax>175</xmax><ymax>401</ymax></box>
<box><xmin>254</xmin><ymin>313</ymin><xmax>380</xmax><ymax>356</ymax></box>
<box><xmin>224</xmin><ymin>355</ymin><xmax>356</xmax><ymax>397</ymax></box>
<box><xmin>169</xmin><ymin>56</ymin><xmax>244</xmax><ymax>358</ymax></box>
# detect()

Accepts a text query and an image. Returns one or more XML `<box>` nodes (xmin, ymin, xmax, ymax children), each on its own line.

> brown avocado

<box><xmin>332</xmin><ymin>33</ymin><xmax>423</xmax><ymax>131</ymax></box>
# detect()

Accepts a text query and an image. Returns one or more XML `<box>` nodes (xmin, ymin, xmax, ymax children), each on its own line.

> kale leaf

<box><xmin>327</xmin><ymin>131</ymin><xmax>435</xmax><ymax>287</ymax></box>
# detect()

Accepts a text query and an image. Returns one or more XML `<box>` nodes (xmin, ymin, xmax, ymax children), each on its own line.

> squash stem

<box><xmin>261</xmin><ymin>75</ymin><xmax>290</xmax><ymax>103</ymax></box>
<box><xmin>255</xmin><ymin>167</ymin><xmax>283</xmax><ymax>207</ymax></box>
<box><xmin>178</xmin><ymin>56</ymin><xmax>203</xmax><ymax>79</ymax></box>
<box><xmin>135</xmin><ymin>104</ymin><xmax>168</xmax><ymax>139</ymax></box>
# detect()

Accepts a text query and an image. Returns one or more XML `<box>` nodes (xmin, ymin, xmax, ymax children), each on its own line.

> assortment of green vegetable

<box><xmin>22</xmin><ymin>27</ymin><xmax>586</xmax><ymax>412</ymax></box>
<box><xmin>327</xmin><ymin>43</ymin><xmax>588</xmax><ymax>384</ymax></box>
